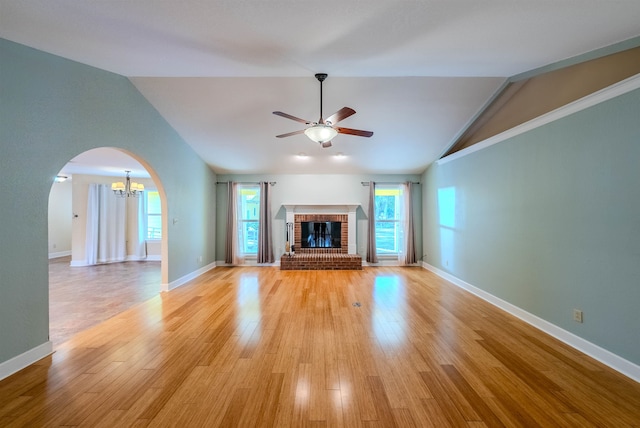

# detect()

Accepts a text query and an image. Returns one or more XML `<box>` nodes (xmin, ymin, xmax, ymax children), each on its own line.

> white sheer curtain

<box><xmin>85</xmin><ymin>184</ymin><xmax>126</xmax><ymax>265</ymax></box>
<box><xmin>399</xmin><ymin>181</ymin><xmax>416</xmax><ymax>265</ymax></box>
<box><xmin>133</xmin><ymin>193</ymin><xmax>147</xmax><ymax>260</ymax></box>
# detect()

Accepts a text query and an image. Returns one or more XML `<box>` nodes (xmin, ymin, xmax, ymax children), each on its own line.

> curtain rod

<box><xmin>216</xmin><ymin>181</ymin><xmax>276</xmax><ymax>185</ymax></box>
<box><xmin>361</xmin><ymin>181</ymin><xmax>420</xmax><ymax>186</ymax></box>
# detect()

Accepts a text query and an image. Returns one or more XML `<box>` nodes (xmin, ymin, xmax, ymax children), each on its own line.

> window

<box><xmin>238</xmin><ymin>186</ymin><xmax>260</xmax><ymax>254</ymax></box>
<box><xmin>146</xmin><ymin>191</ymin><xmax>162</xmax><ymax>239</ymax></box>
<box><xmin>375</xmin><ymin>186</ymin><xmax>403</xmax><ymax>255</ymax></box>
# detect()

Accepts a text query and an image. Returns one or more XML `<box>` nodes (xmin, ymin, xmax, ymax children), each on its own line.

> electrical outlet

<box><xmin>573</xmin><ymin>309</ymin><xmax>583</xmax><ymax>323</ymax></box>
<box><xmin>197</xmin><ymin>256</ymin><xmax>203</xmax><ymax>264</ymax></box>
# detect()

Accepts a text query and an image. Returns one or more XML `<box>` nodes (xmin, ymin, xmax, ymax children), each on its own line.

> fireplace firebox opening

<box><xmin>301</xmin><ymin>221</ymin><xmax>342</xmax><ymax>249</ymax></box>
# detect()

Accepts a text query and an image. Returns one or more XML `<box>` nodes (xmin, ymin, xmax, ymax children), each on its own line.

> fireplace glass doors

<box><xmin>300</xmin><ymin>221</ymin><xmax>342</xmax><ymax>249</ymax></box>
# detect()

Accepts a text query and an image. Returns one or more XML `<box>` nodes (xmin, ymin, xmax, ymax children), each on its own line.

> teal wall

<box><xmin>0</xmin><ymin>39</ymin><xmax>217</xmax><ymax>364</ymax></box>
<box><xmin>216</xmin><ymin>174</ymin><xmax>422</xmax><ymax>261</ymax></box>
<box><xmin>422</xmin><ymin>88</ymin><xmax>640</xmax><ymax>364</ymax></box>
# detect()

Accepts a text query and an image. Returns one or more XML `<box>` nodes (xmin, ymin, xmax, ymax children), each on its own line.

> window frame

<box><xmin>374</xmin><ymin>186</ymin><xmax>403</xmax><ymax>256</ymax></box>
<box><xmin>237</xmin><ymin>185</ymin><xmax>261</xmax><ymax>255</ymax></box>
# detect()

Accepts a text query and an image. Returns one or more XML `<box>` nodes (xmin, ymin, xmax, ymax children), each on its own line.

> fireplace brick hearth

<box><xmin>280</xmin><ymin>253</ymin><xmax>362</xmax><ymax>270</ymax></box>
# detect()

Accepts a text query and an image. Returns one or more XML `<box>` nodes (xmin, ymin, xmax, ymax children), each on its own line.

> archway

<box><xmin>48</xmin><ymin>147</ymin><xmax>168</xmax><ymax>346</ymax></box>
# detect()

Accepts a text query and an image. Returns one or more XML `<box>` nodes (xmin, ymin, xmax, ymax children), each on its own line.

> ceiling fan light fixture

<box><xmin>304</xmin><ymin>124</ymin><xmax>338</xmax><ymax>144</ymax></box>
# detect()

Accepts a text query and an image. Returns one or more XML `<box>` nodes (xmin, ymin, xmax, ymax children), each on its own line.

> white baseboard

<box><xmin>162</xmin><ymin>262</ymin><xmax>217</xmax><ymax>292</ymax></box>
<box><xmin>72</xmin><ymin>257</ymin><xmax>161</xmax><ymax>267</ymax></box>
<box><xmin>70</xmin><ymin>259</ymin><xmax>126</xmax><ymax>266</ymax></box>
<box><xmin>363</xmin><ymin>259</ymin><xmax>399</xmax><ymax>267</ymax></box>
<box><xmin>0</xmin><ymin>341</ymin><xmax>53</xmax><ymax>381</ymax></box>
<box><xmin>48</xmin><ymin>250</ymin><xmax>71</xmax><ymax>259</ymax></box>
<box><xmin>125</xmin><ymin>255</ymin><xmax>161</xmax><ymax>262</ymax></box>
<box><xmin>363</xmin><ymin>260</ymin><xmax>421</xmax><ymax>267</ymax></box>
<box><xmin>421</xmin><ymin>262</ymin><xmax>640</xmax><ymax>383</ymax></box>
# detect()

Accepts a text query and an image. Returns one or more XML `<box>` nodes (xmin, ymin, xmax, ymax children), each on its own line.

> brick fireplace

<box><xmin>280</xmin><ymin>204</ymin><xmax>362</xmax><ymax>270</ymax></box>
<box><xmin>294</xmin><ymin>214</ymin><xmax>348</xmax><ymax>254</ymax></box>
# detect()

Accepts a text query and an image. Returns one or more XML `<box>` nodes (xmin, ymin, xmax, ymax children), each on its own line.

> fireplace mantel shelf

<box><xmin>282</xmin><ymin>204</ymin><xmax>360</xmax><ymax>211</ymax></box>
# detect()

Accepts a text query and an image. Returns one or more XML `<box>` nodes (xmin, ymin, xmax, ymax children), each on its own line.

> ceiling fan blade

<box><xmin>273</xmin><ymin>111</ymin><xmax>311</xmax><ymax>124</ymax></box>
<box><xmin>335</xmin><ymin>127</ymin><xmax>374</xmax><ymax>137</ymax></box>
<box><xmin>321</xmin><ymin>141</ymin><xmax>332</xmax><ymax>148</ymax></box>
<box><xmin>326</xmin><ymin>107</ymin><xmax>356</xmax><ymax>125</ymax></box>
<box><xmin>276</xmin><ymin>129</ymin><xmax>306</xmax><ymax>138</ymax></box>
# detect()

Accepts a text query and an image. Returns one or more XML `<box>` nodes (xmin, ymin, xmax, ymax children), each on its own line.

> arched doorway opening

<box><xmin>47</xmin><ymin>147</ymin><xmax>168</xmax><ymax>346</ymax></box>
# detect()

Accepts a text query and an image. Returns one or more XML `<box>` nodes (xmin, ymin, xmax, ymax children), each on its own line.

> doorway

<box><xmin>48</xmin><ymin>148</ymin><xmax>166</xmax><ymax>347</ymax></box>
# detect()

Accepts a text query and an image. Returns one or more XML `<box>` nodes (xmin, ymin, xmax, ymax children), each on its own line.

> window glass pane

<box><xmin>375</xmin><ymin>221</ymin><xmax>399</xmax><ymax>254</ymax></box>
<box><xmin>242</xmin><ymin>221</ymin><xmax>259</xmax><ymax>254</ymax></box>
<box><xmin>147</xmin><ymin>191</ymin><xmax>161</xmax><ymax>215</ymax></box>
<box><xmin>374</xmin><ymin>188</ymin><xmax>401</xmax><ymax>220</ymax></box>
<box><xmin>146</xmin><ymin>191</ymin><xmax>162</xmax><ymax>239</ymax></box>
<box><xmin>375</xmin><ymin>195</ymin><xmax>396</xmax><ymax>220</ymax></box>
<box><xmin>240</xmin><ymin>188</ymin><xmax>260</xmax><ymax>220</ymax></box>
<box><xmin>147</xmin><ymin>215</ymin><xmax>162</xmax><ymax>239</ymax></box>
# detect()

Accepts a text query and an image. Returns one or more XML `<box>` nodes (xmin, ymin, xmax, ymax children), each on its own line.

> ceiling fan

<box><xmin>273</xmin><ymin>73</ymin><xmax>373</xmax><ymax>148</ymax></box>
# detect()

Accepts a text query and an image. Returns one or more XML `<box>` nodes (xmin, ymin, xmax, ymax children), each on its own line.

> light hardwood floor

<box><xmin>48</xmin><ymin>257</ymin><xmax>161</xmax><ymax>346</ymax></box>
<box><xmin>2</xmin><ymin>266</ymin><xmax>640</xmax><ymax>426</ymax></box>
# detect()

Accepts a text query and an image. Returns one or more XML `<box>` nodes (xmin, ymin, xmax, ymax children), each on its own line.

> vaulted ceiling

<box><xmin>2</xmin><ymin>0</ymin><xmax>639</xmax><ymax>175</ymax></box>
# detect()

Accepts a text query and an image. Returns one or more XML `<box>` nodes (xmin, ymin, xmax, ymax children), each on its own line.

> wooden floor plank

<box><xmin>441</xmin><ymin>364</ymin><xmax>504</xmax><ymax>427</ymax></box>
<box><xmin>1</xmin><ymin>265</ymin><xmax>639</xmax><ymax>427</ymax></box>
<box><xmin>219</xmin><ymin>387</ymin><xmax>251</xmax><ymax>427</ymax></box>
<box><xmin>419</xmin><ymin>369</ymin><xmax>471</xmax><ymax>426</ymax></box>
<box><xmin>366</xmin><ymin>375</ymin><xmax>398</xmax><ymax>427</ymax></box>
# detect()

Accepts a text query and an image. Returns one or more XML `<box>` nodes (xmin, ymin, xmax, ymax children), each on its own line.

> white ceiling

<box><xmin>2</xmin><ymin>0</ymin><xmax>639</xmax><ymax>175</ymax></box>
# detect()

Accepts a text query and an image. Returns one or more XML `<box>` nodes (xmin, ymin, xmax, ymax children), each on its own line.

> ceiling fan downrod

<box><xmin>315</xmin><ymin>73</ymin><xmax>328</xmax><ymax>122</ymax></box>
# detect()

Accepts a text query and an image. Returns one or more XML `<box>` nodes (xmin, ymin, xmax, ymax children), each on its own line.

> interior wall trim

<box><xmin>48</xmin><ymin>250</ymin><xmax>72</xmax><ymax>259</ymax></box>
<box><xmin>421</xmin><ymin>262</ymin><xmax>640</xmax><ymax>383</ymax></box>
<box><xmin>125</xmin><ymin>255</ymin><xmax>161</xmax><ymax>262</ymax></box>
<box><xmin>162</xmin><ymin>262</ymin><xmax>216</xmax><ymax>292</ymax></box>
<box><xmin>0</xmin><ymin>341</ymin><xmax>53</xmax><ymax>382</ymax></box>
<box><xmin>437</xmin><ymin>73</ymin><xmax>640</xmax><ymax>166</ymax></box>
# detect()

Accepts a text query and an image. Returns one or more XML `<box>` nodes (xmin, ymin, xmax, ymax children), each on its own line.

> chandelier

<box><xmin>111</xmin><ymin>170</ymin><xmax>144</xmax><ymax>197</ymax></box>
